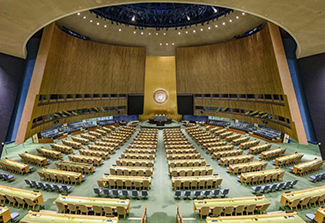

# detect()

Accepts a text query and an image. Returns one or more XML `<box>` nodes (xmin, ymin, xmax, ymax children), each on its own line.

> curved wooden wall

<box><xmin>176</xmin><ymin>25</ymin><xmax>298</xmax><ymax>139</ymax></box>
<box><xmin>23</xmin><ymin>25</ymin><xmax>146</xmax><ymax>139</ymax></box>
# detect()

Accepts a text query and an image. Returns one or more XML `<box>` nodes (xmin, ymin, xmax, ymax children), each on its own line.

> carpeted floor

<box><xmin>1</xmin><ymin>124</ymin><xmax>323</xmax><ymax>222</ymax></box>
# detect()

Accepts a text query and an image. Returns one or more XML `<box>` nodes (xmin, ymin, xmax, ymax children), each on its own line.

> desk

<box><xmin>229</xmin><ymin>160</ymin><xmax>266</xmax><ymax>173</ymax></box>
<box><xmin>80</xmin><ymin>149</ymin><xmax>110</xmax><ymax>159</ymax></box>
<box><xmin>62</xmin><ymin>140</ymin><xmax>82</xmax><ymax>149</ymax></box>
<box><xmin>68</xmin><ymin>154</ymin><xmax>103</xmax><ymax>166</ymax></box>
<box><xmin>167</xmin><ymin>153</ymin><xmax>201</xmax><ymax>160</ymax></box>
<box><xmin>39</xmin><ymin>168</ymin><xmax>82</xmax><ymax>183</ymax></box>
<box><xmin>55</xmin><ymin>195</ymin><xmax>130</xmax><ymax>211</ymax></box>
<box><xmin>96</xmin><ymin>141</ymin><xmax>119</xmax><ymax>149</ymax></box>
<box><xmin>19</xmin><ymin>152</ymin><xmax>48</xmax><ymax>166</ymax></box>
<box><xmin>207</xmin><ymin>145</ymin><xmax>234</xmax><ymax>155</ymax></box>
<box><xmin>219</xmin><ymin>155</ymin><xmax>253</xmax><ymax>166</ymax></box>
<box><xmin>169</xmin><ymin>166</ymin><xmax>213</xmax><ymax>176</ymax></box>
<box><xmin>314</xmin><ymin>207</ymin><xmax>325</xmax><ymax>223</ymax></box>
<box><xmin>212</xmin><ymin>150</ymin><xmax>243</xmax><ymax>160</ymax></box>
<box><xmin>172</xmin><ymin>175</ymin><xmax>222</xmax><ymax>189</ymax></box>
<box><xmin>232</xmin><ymin>137</ymin><xmax>250</xmax><ymax>146</ymax></box>
<box><xmin>239</xmin><ymin>140</ymin><xmax>260</xmax><ymax>150</ymax></box>
<box><xmin>116</xmin><ymin>158</ymin><xmax>154</xmax><ymax>167</ymax></box>
<box><xmin>0</xmin><ymin>185</ymin><xmax>43</xmax><ymax>205</ymax></box>
<box><xmin>100</xmin><ymin>175</ymin><xmax>151</xmax><ymax>187</ymax></box>
<box><xmin>194</xmin><ymin>195</ymin><xmax>270</xmax><ymax>211</ymax></box>
<box><xmin>275</xmin><ymin>153</ymin><xmax>304</xmax><ymax>166</ymax></box>
<box><xmin>205</xmin><ymin>212</ymin><xmax>305</xmax><ymax>223</ymax></box>
<box><xmin>168</xmin><ymin>159</ymin><xmax>206</xmax><ymax>168</ymax></box>
<box><xmin>0</xmin><ymin>158</ymin><xmax>29</xmax><ymax>174</ymax></box>
<box><xmin>110</xmin><ymin>166</ymin><xmax>153</xmax><ymax>176</ymax></box>
<box><xmin>125</xmin><ymin>148</ymin><xmax>156</xmax><ymax>154</ymax></box>
<box><xmin>240</xmin><ymin>169</ymin><xmax>284</xmax><ymax>184</ymax></box>
<box><xmin>20</xmin><ymin>211</ymin><xmax>119</xmax><ymax>223</ymax></box>
<box><xmin>280</xmin><ymin>185</ymin><xmax>325</xmax><ymax>207</ymax></box>
<box><xmin>249</xmin><ymin>144</ymin><xmax>271</xmax><ymax>155</ymax></box>
<box><xmin>51</xmin><ymin>144</ymin><xmax>73</xmax><ymax>154</ymax></box>
<box><xmin>56</xmin><ymin>160</ymin><xmax>94</xmax><ymax>173</ymax></box>
<box><xmin>36</xmin><ymin>147</ymin><xmax>62</xmax><ymax>159</ymax></box>
<box><xmin>71</xmin><ymin>136</ymin><xmax>89</xmax><ymax>145</ymax></box>
<box><xmin>166</xmin><ymin>148</ymin><xmax>197</xmax><ymax>154</ymax></box>
<box><xmin>88</xmin><ymin>145</ymin><xmax>115</xmax><ymax>154</ymax></box>
<box><xmin>80</xmin><ymin>133</ymin><xmax>97</xmax><ymax>142</ymax></box>
<box><xmin>260</xmin><ymin>148</ymin><xmax>286</xmax><ymax>159</ymax></box>
<box><xmin>0</xmin><ymin>206</ymin><xmax>11</xmax><ymax>223</ymax></box>
<box><xmin>121</xmin><ymin>153</ymin><xmax>156</xmax><ymax>160</ymax></box>
<box><xmin>292</xmin><ymin>159</ymin><xmax>323</xmax><ymax>175</ymax></box>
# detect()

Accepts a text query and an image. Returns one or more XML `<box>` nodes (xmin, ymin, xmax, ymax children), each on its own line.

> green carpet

<box><xmin>1</xmin><ymin>124</ymin><xmax>323</xmax><ymax>222</ymax></box>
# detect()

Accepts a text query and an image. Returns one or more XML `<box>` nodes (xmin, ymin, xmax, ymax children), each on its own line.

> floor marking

<box><xmin>128</xmin><ymin>217</ymin><xmax>142</xmax><ymax>220</ymax></box>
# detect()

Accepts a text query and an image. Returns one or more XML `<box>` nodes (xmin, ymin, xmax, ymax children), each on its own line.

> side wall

<box><xmin>298</xmin><ymin>53</ymin><xmax>325</xmax><ymax>159</ymax></box>
<box><xmin>0</xmin><ymin>53</ymin><xmax>26</xmax><ymax>151</ymax></box>
<box><xmin>176</xmin><ymin>24</ymin><xmax>305</xmax><ymax>141</ymax></box>
<box><xmin>16</xmin><ymin>24</ymin><xmax>146</xmax><ymax>142</ymax></box>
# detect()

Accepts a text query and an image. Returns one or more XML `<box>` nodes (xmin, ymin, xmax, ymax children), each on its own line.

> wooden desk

<box><xmin>80</xmin><ymin>133</ymin><xmax>97</xmax><ymax>142</ymax></box>
<box><xmin>0</xmin><ymin>158</ymin><xmax>30</xmax><ymax>174</ymax></box>
<box><xmin>249</xmin><ymin>144</ymin><xmax>272</xmax><ymax>155</ymax></box>
<box><xmin>314</xmin><ymin>207</ymin><xmax>325</xmax><ymax>223</ymax></box>
<box><xmin>166</xmin><ymin>148</ymin><xmax>197</xmax><ymax>154</ymax></box>
<box><xmin>219</xmin><ymin>154</ymin><xmax>253</xmax><ymax>166</ymax></box>
<box><xmin>116</xmin><ymin>158</ymin><xmax>154</xmax><ymax>167</ymax></box>
<box><xmin>239</xmin><ymin>140</ymin><xmax>260</xmax><ymax>150</ymax></box>
<box><xmin>0</xmin><ymin>206</ymin><xmax>11</xmax><ymax>223</ymax></box>
<box><xmin>206</xmin><ymin>212</ymin><xmax>305</xmax><ymax>223</ymax></box>
<box><xmin>110</xmin><ymin>166</ymin><xmax>153</xmax><ymax>176</ymax></box>
<box><xmin>55</xmin><ymin>195</ymin><xmax>130</xmax><ymax>211</ymax></box>
<box><xmin>19</xmin><ymin>152</ymin><xmax>48</xmax><ymax>166</ymax></box>
<box><xmin>168</xmin><ymin>159</ymin><xmax>206</xmax><ymax>168</ymax></box>
<box><xmin>167</xmin><ymin>153</ymin><xmax>201</xmax><ymax>160</ymax></box>
<box><xmin>39</xmin><ymin>168</ymin><xmax>82</xmax><ymax>183</ymax></box>
<box><xmin>100</xmin><ymin>175</ymin><xmax>151</xmax><ymax>185</ymax></box>
<box><xmin>228</xmin><ymin>161</ymin><xmax>266</xmax><ymax>173</ymax></box>
<box><xmin>20</xmin><ymin>211</ymin><xmax>119</xmax><ymax>223</ymax></box>
<box><xmin>275</xmin><ymin>153</ymin><xmax>304</xmax><ymax>166</ymax></box>
<box><xmin>260</xmin><ymin>148</ymin><xmax>286</xmax><ymax>159</ymax></box>
<box><xmin>232</xmin><ymin>136</ymin><xmax>250</xmax><ymax>146</ymax></box>
<box><xmin>79</xmin><ymin>149</ymin><xmax>110</xmax><ymax>159</ymax></box>
<box><xmin>56</xmin><ymin>160</ymin><xmax>94</xmax><ymax>173</ymax></box>
<box><xmin>280</xmin><ymin>185</ymin><xmax>325</xmax><ymax>207</ymax></box>
<box><xmin>194</xmin><ymin>195</ymin><xmax>270</xmax><ymax>210</ymax></box>
<box><xmin>0</xmin><ymin>185</ymin><xmax>43</xmax><ymax>205</ymax></box>
<box><xmin>240</xmin><ymin>169</ymin><xmax>284</xmax><ymax>184</ymax></box>
<box><xmin>172</xmin><ymin>175</ymin><xmax>222</xmax><ymax>188</ymax></box>
<box><xmin>62</xmin><ymin>140</ymin><xmax>82</xmax><ymax>149</ymax></box>
<box><xmin>68</xmin><ymin>154</ymin><xmax>103</xmax><ymax>166</ymax></box>
<box><xmin>292</xmin><ymin>159</ymin><xmax>324</xmax><ymax>175</ymax></box>
<box><xmin>88</xmin><ymin>145</ymin><xmax>115</xmax><ymax>154</ymax></box>
<box><xmin>207</xmin><ymin>145</ymin><xmax>234</xmax><ymax>155</ymax></box>
<box><xmin>51</xmin><ymin>144</ymin><xmax>73</xmax><ymax>154</ymax></box>
<box><xmin>71</xmin><ymin>136</ymin><xmax>89</xmax><ymax>145</ymax></box>
<box><xmin>212</xmin><ymin>150</ymin><xmax>243</xmax><ymax>160</ymax></box>
<box><xmin>36</xmin><ymin>147</ymin><xmax>62</xmax><ymax>159</ymax></box>
<box><xmin>121</xmin><ymin>153</ymin><xmax>156</xmax><ymax>160</ymax></box>
<box><xmin>169</xmin><ymin>166</ymin><xmax>213</xmax><ymax>176</ymax></box>
<box><xmin>125</xmin><ymin>148</ymin><xmax>156</xmax><ymax>154</ymax></box>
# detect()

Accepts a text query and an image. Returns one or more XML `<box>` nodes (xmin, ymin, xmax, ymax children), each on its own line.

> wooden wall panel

<box><xmin>176</xmin><ymin>25</ymin><xmax>283</xmax><ymax>94</ymax></box>
<box><xmin>40</xmin><ymin>25</ymin><xmax>146</xmax><ymax>94</ymax></box>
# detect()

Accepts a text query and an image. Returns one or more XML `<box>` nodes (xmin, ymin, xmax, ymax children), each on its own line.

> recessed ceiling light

<box><xmin>104</xmin><ymin>25</ymin><xmax>107</xmax><ymax>28</ymax></box>
<box><xmin>163</xmin><ymin>33</ymin><xmax>166</xmax><ymax>35</ymax></box>
<box><xmin>77</xmin><ymin>13</ymin><xmax>80</xmax><ymax>16</ymax></box>
<box><xmin>236</xmin><ymin>16</ymin><xmax>239</xmax><ymax>19</ymax></box>
<box><xmin>83</xmin><ymin>16</ymin><xmax>86</xmax><ymax>19</ymax></box>
<box><xmin>149</xmin><ymin>33</ymin><xmax>151</xmax><ymax>35</ymax></box>
<box><xmin>185</xmin><ymin>31</ymin><xmax>188</xmax><ymax>34</ymax></box>
<box><xmin>156</xmin><ymin>33</ymin><xmax>158</xmax><ymax>35</ymax></box>
<box><xmin>242</xmin><ymin>12</ymin><xmax>245</xmax><ymax>15</ymax></box>
<box><xmin>229</xmin><ymin>20</ymin><xmax>232</xmax><ymax>22</ymax></box>
<box><xmin>134</xmin><ymin>31</ymin><xmax>136</xmax><ymax>34</ymax></box>
<box><xmin>172</xmin><ymin>43</ymin><xmax>174</xmax><ymax>45</ymax></box>
<box><xmin>97</xmin><ymin>22</ymin><xmax>99</xmax><ymax>25</ymax></box>
<box><xmin>200</xmin><ymin>28</ymin><xmax>203</xmax><ymax>31</ymax></box>
<box><xmin>119</xmin><ymin>29</ymin><xmax>121</xmax><ymax>32</ymax></box>
<box><xmin>215</xmin><ymin>25</ymin><xmax>218</xmax><ymax>28</ymax></box>
<box><xmin>193</xmin><ymin>30</ymin><xmax>196</xmax><ymax>33</ymax></box>
<box><xmin>160</xmin><ymin>43</ymin><xmax>162</xmax><ymax>46</ymax></box>
<box><xmin>208</xmin><ymin>27</ymin><xmax>211</xmax><ymax>30</ymax></box>
<box><xmin>166</xmin><ymin>43</ymin><xmax>168</xmax><ymax>45</ymax></box>
<box><xmin>141</xmin><ymin>32</ymin><xmax>143</xmax><ymax>35</ymax></box>
<box><xmin>178</xmin><ymin>32</ymin><xmax>181</xmax><ymax>35</ymax></box>
<box><xmin>223</xmin><ymin>22</ymin><xmax>226</xmax><ymax>25</ymax></box>
<box><xmin>90</xmin><ymin>20</ymin><xmax>93</xmax><ymax>23</ymax></box>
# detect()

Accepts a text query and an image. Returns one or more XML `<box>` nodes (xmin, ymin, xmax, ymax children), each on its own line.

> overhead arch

<box><xmin>1</xmin><ymin>0</ymin><xmax>325</xmax><ymax>58</ymax></box>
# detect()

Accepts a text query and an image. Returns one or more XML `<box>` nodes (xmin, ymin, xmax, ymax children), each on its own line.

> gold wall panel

<box><xmin>140</xmin><ymin>56</ymin><xmax>181</xmax><ymax>121</ymax></box>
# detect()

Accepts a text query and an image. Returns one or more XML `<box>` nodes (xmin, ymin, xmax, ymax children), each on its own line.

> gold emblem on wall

<box><xmin>153</xmin><ymin>88</ymin><xmax>168</xmax><ymax>104</ymax></box>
